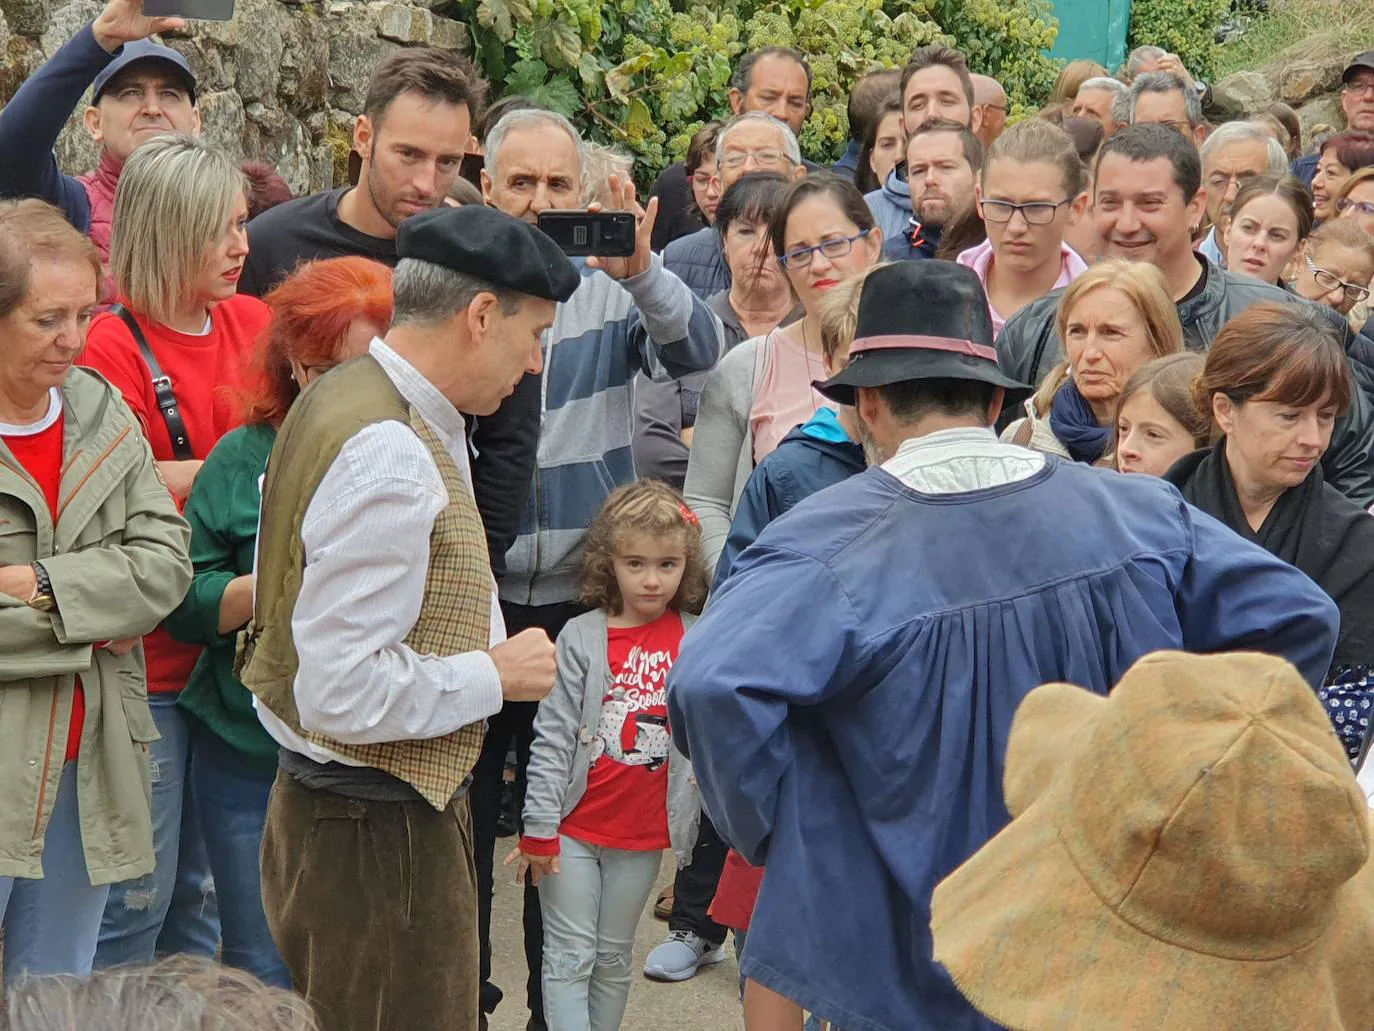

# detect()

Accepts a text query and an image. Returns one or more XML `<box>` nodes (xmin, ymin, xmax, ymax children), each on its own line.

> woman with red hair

<box><xmin>164</xmin><ymin>256</ymin><xmax>392</xmax><ymax>987</ymax></box>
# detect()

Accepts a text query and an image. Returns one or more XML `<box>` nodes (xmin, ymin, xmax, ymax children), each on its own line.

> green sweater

<box><xmin>165</xmin><ymin>422</ymin><xmax>278</xmax><ymax>771</ymax></box>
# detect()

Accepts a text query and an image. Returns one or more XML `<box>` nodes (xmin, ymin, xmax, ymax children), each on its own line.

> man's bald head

<box><xmin>972</xmin><ymin>74</ymin><xmax>1007</xmax><ymax>147</ymax></box>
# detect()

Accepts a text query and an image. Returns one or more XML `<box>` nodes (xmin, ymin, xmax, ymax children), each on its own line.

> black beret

<box><xmin>396</xmin><ymin>205</ymin><xmax>581</xmax><ymax>303</ymax></box>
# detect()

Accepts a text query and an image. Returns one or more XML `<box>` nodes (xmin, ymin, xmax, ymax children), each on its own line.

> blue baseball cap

<box><xmin>91</xmin><ymin>39</ymin><xmax>197</xmax><ymax>104</ymax></box>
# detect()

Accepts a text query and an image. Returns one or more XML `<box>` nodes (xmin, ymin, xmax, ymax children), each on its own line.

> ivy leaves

<box><xmin>460</xmin><ymin>0</ymin><xmax>1065</xmax><ymax>188</ymax></box>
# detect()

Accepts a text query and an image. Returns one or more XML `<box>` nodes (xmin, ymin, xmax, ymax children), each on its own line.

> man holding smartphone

<box><xmin>0</xmin><ymin>0</ymin><xmax>200</xmax><ymax>261</ymax></box>
<box><xmin>474</xmin><ymin>106</ymin><xmax>727</xmax><ymax>1031</ymax></box>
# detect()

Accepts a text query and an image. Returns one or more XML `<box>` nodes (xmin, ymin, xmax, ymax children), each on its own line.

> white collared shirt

<box><xmin>255</xmin><ymin>339</ymin><xmax>506</xmax><ymax>765</ymax></box>
<box><xmin>881</xmin><ymin>426</ymin><xmax>1046</xmax><ymax>495</ymax></box>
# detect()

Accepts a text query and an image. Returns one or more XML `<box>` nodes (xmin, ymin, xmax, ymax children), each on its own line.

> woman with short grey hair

<box><xmin>79</xmin><ymin>132</ymin><xmax>273</xmax><ymax>974</ymax></box>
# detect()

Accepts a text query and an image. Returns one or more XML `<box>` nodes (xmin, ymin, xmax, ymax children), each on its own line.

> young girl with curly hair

<box><xmin>507</xmin><ymin>480</ymin><xmax>708</xmax><ymax>1031</ymax></box>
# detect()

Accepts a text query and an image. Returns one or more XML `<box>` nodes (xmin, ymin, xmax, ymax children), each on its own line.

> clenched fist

<box><xmin>489</xmin><ymin>628</ymin><xmax>556</xmax><ymax>702</ymax></box>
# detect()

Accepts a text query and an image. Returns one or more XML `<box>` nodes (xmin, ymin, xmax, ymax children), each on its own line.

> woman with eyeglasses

<box><xmin>1222</xmin><ymin>174</ymin><xmax>1314</xmax><ymax>287</ymax></box>
<box><xmin>1002</xmin><ymin>260</ymin><xmax>1185</xmax><ymax>463</ymax></box>
<box><xmin>1293</xmin><ymin>219</ymin><xmax>1373</xmax><ymax>321</ymax></box>
<box><xmin>684</xmin><ymin>174</ymin><xmax>883</xmax><ymax>571</ymax></box>
<box><xmin>162</xmin><ymin>256</ymin><xmax>391</xmax><ymax>987</ymax></box>
<box><xmin>1335</xmin><ymin>167</ymin><xmax>1374</xmax><ymax>238</ymax></box>
<box><xmin>956</xmin><ymin>120</ymin><xmax>1089</xmax><ymax>339</ymax></box>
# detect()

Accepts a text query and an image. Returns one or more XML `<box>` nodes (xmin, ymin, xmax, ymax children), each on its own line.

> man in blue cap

<box><xmin>667</xmin><ymin>259</ymin><xmax>1342</xmax><ymax>1031</ymax></box>
<box><xmin>0</xmin><ymin>0</ymin><xmax>199</xmax><ymax>260</ymax></box>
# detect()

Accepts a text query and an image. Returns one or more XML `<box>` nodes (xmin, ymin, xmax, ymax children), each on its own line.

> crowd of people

<box><xmin>2</xmin><ymin>0</ymin><xmax>1374</xmax><ymax>1028</ymax></box>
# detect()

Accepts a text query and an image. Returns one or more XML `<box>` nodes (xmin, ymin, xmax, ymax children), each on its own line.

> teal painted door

<box><xmin>1048</xmin><ymin>0</ymin><xmax>1130</xmax><ymax>71</ymax></box>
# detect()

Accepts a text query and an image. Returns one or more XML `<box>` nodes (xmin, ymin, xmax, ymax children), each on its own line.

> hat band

<box><xmin>850</xmin><ymin>335</ymin><xmax>998</xmax><ymax>363</ymax></box>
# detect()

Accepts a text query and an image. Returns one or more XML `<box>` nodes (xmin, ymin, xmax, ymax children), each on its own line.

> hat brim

<box><xmin>95</xmin><ymin>57</ymin><xmax>198</xmax><ymax>103</ymax></box>
<box><xmin>1344</xmin><ymin>58</ymin><xmax>1374</xmax><ymax>83</ymax></box>
<box><xmin>815</xmin><ymin>350</ymin><xmax>1030</xmax><ymax>407</ymax></box>
<box><xmin>931</xmin><ymin>685</ymin><xmax>1374</xmax><ymax>1031</ymax></box>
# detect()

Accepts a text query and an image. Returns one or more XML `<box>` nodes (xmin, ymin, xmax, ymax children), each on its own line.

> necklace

<box><xmin>798</xmin><ymin>316</ymin><xmax>823</xmax><ymax>416</ymax></box>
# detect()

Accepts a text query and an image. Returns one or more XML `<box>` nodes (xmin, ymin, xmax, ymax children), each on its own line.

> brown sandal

<box><xmin>653</xmin><ymin>886</ymin><xmax>674</xmax><ymax>920</ymax></box>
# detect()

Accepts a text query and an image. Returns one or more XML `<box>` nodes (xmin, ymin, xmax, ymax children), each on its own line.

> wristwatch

<box><xmin>27</xmin><ymin>561</ymin><xmax>55</xmax><ymax>613</ymax></box>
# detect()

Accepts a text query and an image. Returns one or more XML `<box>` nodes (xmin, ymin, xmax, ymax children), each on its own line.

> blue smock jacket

<box><xmin>668</xmin><ymin>459</ymin><xmax>1338</xmax><ymax>1031</ymax></box>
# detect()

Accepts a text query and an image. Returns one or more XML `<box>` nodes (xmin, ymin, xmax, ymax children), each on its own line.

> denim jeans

<box><xmin>96</xmin><ymin>692</ymin><xmax>219</xmax><ymax>966</ymax></box>
<box><xmin>190</xmin><ymin>726</ymin><xmax>290</xmax><ymax>987</ymax></box>
<box><xmin>538</xmin><ymin>835</ymin><xmax>661</xmax><ymax>1031</ymax></box>
<box><xmin>0</xmin><ymin>762</ymin><xmax>112</xmax><ymax>984</ymax></box>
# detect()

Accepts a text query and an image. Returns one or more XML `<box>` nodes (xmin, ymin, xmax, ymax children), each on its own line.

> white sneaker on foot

<box><xmin>642</xmin><ymin>930</ymin><xmax>728</xmax><ymax>982</ymax></box>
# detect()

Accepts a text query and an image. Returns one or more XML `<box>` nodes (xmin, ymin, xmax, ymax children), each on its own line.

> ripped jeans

<box><xmin>95</xmin><ymin>692</ymin><xmax>219</xmax><ymax>966</ymax></box>
<box><xmin>538</xmin><ymin>835</ymin><xmax>661</xmax><ymax>1031</ymax></box>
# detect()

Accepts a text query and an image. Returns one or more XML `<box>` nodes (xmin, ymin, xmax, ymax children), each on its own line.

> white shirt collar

<box><xmin>368</xmin><ymin>338</ymin><xmax>468</xmax><ymax>449</ymax></box>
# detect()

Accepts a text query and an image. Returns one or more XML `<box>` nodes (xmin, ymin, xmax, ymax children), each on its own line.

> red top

<box><xmin>556</xmin><ymin>610</ymin><xmax>685</xmax><ymax>852</ymax></box>
<box><xmin>80</xmin><ymin>294</ymin><xmax>271</xmax><ymax>693</ymax></box>
<box><xmin>2</xmin><ymin>401</ymin><xmax>84</xmax><ymax>761</ymax></box>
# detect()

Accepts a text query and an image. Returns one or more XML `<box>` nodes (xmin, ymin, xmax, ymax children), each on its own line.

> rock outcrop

<box><xmin>0</xmin><ymin>0</ymin><xmax>473</xmax><ymax>195</ymax></box>
<box><xmin>1215</xmin><ymin>36</ymin><xmax>1363</xmax><ymax>141</ymax></box>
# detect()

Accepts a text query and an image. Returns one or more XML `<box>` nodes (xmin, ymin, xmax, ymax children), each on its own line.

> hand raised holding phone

<box><xmin>92</xmin><ymin>0</ymin><xmax>187</xmax><ymax>51</ymax></box>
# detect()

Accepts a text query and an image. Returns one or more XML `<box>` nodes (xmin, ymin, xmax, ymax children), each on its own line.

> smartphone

<box><xmin>144</xmin><ymin>0</ymin><xmax>236</xmax><ymax>20</ymax></box>
<box><xmin>460</xmin><ymin>152</ymin><xmax>485</xmax><ymax>189</ymax></box>
<box><xmin>537</xmin><ymin>210</ymin><xmax>636</xmax><ymax>258</ymax></box>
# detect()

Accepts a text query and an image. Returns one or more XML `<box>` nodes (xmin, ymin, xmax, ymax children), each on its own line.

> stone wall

<box><xmin>0</xmin><ymin>0</ymin><xmax>471</xmax><ymax>195</ymax></box>
<box><xmin>1214</xmin><ymin>37</ymin><xmax>1359</xmax><ymax>140</ymax></box>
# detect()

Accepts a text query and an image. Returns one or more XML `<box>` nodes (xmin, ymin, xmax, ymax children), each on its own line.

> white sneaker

<box><xmin>642</xmin><ymin>930</ymin><xmax>729</xmax><ymax>982</ymax></box>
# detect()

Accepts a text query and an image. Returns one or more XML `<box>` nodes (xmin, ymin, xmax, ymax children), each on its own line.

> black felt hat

<box><xmin>397</xmin><ymin>205</ymin><xmax>581</xmax><ymax>303</ymax></box>
<box><xmin>815</xmin><ymin>261</ymin><xmax>1030</xmax><ymax>406</ymax></box>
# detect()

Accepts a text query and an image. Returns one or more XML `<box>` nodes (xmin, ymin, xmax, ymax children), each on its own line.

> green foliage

<box><xmin>1127</xmin><ymin>0</ymin><xmax>1231</xmax><ymax>82</ymax></box>
<box><xmin>456</xmin><ymin>0</ymin><xmax>1063</xmax><ymax>187</ymax></box>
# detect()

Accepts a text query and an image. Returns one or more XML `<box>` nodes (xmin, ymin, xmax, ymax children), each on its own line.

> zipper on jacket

<box><xmin>32</xmin><ymin>682</ymin><xmax>60</xmax><ymax>838</ymax></box>
<box><xmin>527</xmin><ymin>335</ymin><xmax>553</xmax><ymax>606</ymax></box>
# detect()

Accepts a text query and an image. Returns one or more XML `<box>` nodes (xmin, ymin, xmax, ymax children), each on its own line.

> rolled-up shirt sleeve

<box><xmin>291</xmin><ymin>421</ymin><xmax>503</xmax><ymax>744</ymax></box>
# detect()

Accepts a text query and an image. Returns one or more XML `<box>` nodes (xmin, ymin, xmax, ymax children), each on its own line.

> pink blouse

<box><xmin>957</xmin><ymin>239</ymin><xmax>1089</xmax><ymax>338</ymax></box>
<box><xmin>748</xmin><ymin>331</ymin><xmax>834</xmax><ymax>464</ymax></box>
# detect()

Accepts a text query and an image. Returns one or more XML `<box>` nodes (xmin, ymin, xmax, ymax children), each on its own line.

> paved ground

<box><xmin>487</xmin><ymin>850</ymin><xmax>743</xmax><ymax>1031</ymax></box>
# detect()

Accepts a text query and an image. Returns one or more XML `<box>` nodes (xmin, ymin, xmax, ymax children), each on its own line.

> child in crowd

<box><xmin>1113</xmin><ymin>353</ymin><xmax>1209</xmax><ymax>477</ymax></box>
<box><xmin>507</xmin><ymin>481</ymin><xmax>709</xmax><ymax>1031</ymax></box>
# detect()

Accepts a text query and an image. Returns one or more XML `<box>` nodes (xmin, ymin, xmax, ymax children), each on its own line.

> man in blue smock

<box><xmin>667</xmin><ymin>260</ymin><xmax>1341</xmax><ymax>1031</ymax></box>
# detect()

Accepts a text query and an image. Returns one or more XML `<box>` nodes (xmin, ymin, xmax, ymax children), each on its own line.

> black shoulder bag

<box><xmin>108</xmin><ymin>304</ymin><xmax>195</xmax><ymax>460</ymax></box>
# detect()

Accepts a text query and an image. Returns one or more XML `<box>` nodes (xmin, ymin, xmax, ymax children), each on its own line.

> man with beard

<box><xmin>996</xmin><ymin>123</ymin><xmax>1374</xmax><ymax>506</ymax></box>
<box><xmin>866</xmin><ymin>46</ymin><xmax>979</xmax><ymax>242</ymax></box>
<box><xmin>0</xmin><ymin>0</ymin><xmax>200</xmax><ymax>260</ymax></box>
<box><xmin>239</xmin><ymin>50</ymin><xmax>541</xmax><ymax>582</ymax></box>
<box><xmin>668</xmin><ymin>258</ymin><xmax>1339</xmax><ymax>1031</ymax></box>
<box><xmin>883</xmin><ymin>119</ymin><xmax>982</xmax><ymax>261</ymax></box>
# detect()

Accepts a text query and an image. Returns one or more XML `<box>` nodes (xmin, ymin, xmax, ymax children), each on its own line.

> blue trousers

<box><xmin>0</xmin><ymin>762</ymin><xmax>111</xmax><ymax>984</ymax></box>
<box><xmin>95</xmin><ymin>692</ymin><xmax>219</xmax><ymax>965</ymax></box>
<box><xmin>190</xmin><ymin>726</ymin><xmax>290</xmax><ymax>987</ymax></box>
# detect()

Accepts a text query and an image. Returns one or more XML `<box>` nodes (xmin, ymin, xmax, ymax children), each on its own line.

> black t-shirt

<box><xmin>240</xmin><ymin>188</ymin><xmax>398</xmax><ymax>298</ymax></box>
<box><xmin>1179</xmin><ymin>256</ymin><xmax>1209</xmax><ymax>306</ymax></box>
<box><xmin>237</xmin><ymin>186</ymin><xmax>535</xmax><ymax>578</ymax></box>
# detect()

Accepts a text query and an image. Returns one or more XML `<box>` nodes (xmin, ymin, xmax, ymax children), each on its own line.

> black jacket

<box><xmin>996</xmin><ymin>257</ymin><xmax>1374</xmax><ymax>507</ymax></box>
<box><xmin>663</xmin><ymin>225</ymin><xmax>730</xmax><ymax>300</ymax></box>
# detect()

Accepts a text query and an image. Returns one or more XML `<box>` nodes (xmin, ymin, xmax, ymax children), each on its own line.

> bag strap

<box><xmin>110</xmin><ymin>304</ymin><xmax>194</xmax><ymax>460</ymax></box>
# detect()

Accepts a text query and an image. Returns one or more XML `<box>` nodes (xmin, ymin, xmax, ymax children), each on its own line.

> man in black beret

<box><xmin>668</xmin><ymin>259</ymin><xmax>1340</xmax><ymax>1031</ymax></box>
<box><xmin>243</xmin><ymin>204</ymin><xmax>578</xmax><ymax>1031</ymax></box>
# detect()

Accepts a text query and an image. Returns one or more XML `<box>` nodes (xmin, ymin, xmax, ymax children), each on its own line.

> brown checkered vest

<box><xmin>241</xmin><ymin>353</ymin><xmax>490</xmax><ymax>810</ymax></box>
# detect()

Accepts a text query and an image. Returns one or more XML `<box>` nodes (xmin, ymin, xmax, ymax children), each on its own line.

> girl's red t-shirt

<box><xmin>80</xmin><ymin>294</ymin><xmax>271</xmax><ymax>693</ymax></box>
<box><xmin>559</xmin><ymin>609</ymin><xmax>685</xmax><ymax>852</ymax></box>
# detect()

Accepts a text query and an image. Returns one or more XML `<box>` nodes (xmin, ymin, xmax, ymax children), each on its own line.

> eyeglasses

<box><xmin>979</xmin><ymin>198</ymin><xmax>1073</xmax><ymax>225</ymax></box>
<box><xmin>1205</xmin><ymin>170</ymin><xmax>1259</xmax><ymax>193</ymax></box>
<box><xmin>1343</xmin><ymin>81</ymin><xmax>1374</xmax><ymax>99</ymax></box>
<box><xmin>1337</xmin><ymin>197</ymin><xmax>1374</xmax><ymax>218</ymax></box>
<box><xmin>719</xmin><ymin>148</ymin><xmax>795</xmax><ymax>171</ymax></box>
<box><xmin>779</xmin><ymin>230</ymin><xmax>872</xmax><ymax>270</ymax></box>
<box><xmin>1306</xmin><ymin>254</ymin><xmax>1372</xmax><ymax>303</ymax></box>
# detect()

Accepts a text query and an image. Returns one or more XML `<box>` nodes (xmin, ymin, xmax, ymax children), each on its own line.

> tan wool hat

<box><xmin>931</xmin><ymin>650</ymin><xmax>1374</xmax><ymax>1031</ymax></box>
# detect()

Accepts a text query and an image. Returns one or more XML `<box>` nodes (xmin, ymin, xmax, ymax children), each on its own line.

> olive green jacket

<box><xmin>0</xmin><ymin>368</ymin><xmax>192</xmax><ymax>884</ymax></box>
